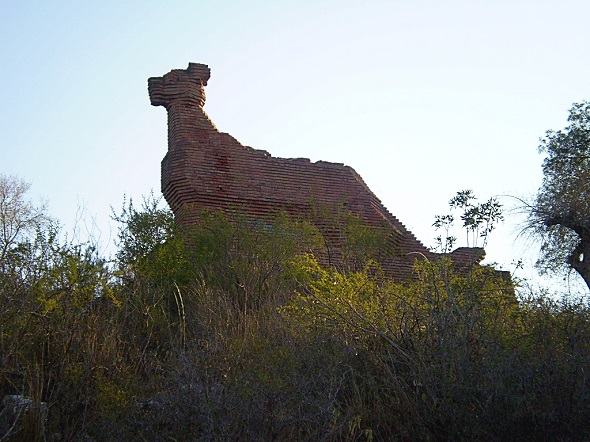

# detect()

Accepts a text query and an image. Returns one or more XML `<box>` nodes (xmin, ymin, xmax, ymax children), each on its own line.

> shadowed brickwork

<box><xmin>148</xmin><ymin>63</ymin><xmax>483</xmax><ymax>280</ymax></box>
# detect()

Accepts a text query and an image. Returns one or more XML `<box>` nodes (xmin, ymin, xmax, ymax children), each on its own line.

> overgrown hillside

<box><xmin>1</xmin><ymin>177</ymin><xmax>589</xmax><ymax>441</ymax></box>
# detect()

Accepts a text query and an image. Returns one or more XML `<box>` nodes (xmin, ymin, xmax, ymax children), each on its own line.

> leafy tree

<box><xmin>527</xmin><ymin>101</ymin><xmax>590</xmax><ymax>288</ymax></box>
<box><xmin>0</xmin><ymin>174</ymin><xmax>48</xmax><ymax>266</ymax></box>
<box><xmin>0</xmin><ymin>176</ymin><xmax>118</xmax><ymax>440</ymax></box>
<box><xmin>185</xmin><ymin>210</ymin><xmax>324</xmax><ymax>310</ymax></box>
<box><xmin>0</xmin><ymin>174</ymin><xmax>54</xmax><ymax>319</ymax></box>
<box><xmin>112</xmin><ymin>192</ymin><xmax>178</xmax><ymax>275</ymax></box>
<box><xmin>281</xmin><ymin>250</ymin><xmax>518</xmax><ymax>439</ymax></box>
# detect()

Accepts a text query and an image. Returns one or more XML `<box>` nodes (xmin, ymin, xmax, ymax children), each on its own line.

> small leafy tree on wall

<box><xmin>433</xmin><ymin>189</ymin><xmax>503</xmax><ymax>254</ymax></box>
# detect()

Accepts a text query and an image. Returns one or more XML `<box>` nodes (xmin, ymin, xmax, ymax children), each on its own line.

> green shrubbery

<box><xmin>1</xmin><ymin>177</ymin><xmax>589</xmax><ymax>440</ymax></box>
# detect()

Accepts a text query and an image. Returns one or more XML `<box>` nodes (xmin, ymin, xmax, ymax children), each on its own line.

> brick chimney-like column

<box><xmin>148</xmin><ymin>62</ymin><xmax>218</xmax><ymax>139</ymax></box>
<box><xmin>148</xmin><ymin>63</ymin><xmax>218</xmax><ymax>217</ymax></box>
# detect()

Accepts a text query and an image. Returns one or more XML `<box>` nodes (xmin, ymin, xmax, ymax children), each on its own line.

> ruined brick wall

<box><xmin>148</xmin><ymin>63</ymin><xmax>483</xmax><ymax>280</ymax></box>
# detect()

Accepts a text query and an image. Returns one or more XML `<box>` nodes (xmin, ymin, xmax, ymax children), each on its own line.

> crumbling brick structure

<box><xmin>148</xmin><ymin>63</ymin><xmax>483</xmax><ymax>280</ymax></box>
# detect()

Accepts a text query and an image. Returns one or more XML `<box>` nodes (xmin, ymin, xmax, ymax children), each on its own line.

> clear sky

<box><xmin>2</xmin><ymin>1</ymin><xmax>589</xmax><ymax>288</ymax></box>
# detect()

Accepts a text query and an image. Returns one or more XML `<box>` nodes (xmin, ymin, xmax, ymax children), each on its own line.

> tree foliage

<box><xmin>528</xmin><ymin>101</ymin><xmax>590</xmax><ymax>288</ymax></box>
<box><xmin>0</xmin><ymin>174</ymin><xmax>48</xmax><ymax>266</ymax></box>
<box><xmin>282</xmin><ymin>254</ymin><xmax>524</xmax><ymax>439</ymax></box>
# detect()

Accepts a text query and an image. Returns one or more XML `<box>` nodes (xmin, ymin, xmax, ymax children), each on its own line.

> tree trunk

<box><xmin>568</xmin><ymin>239</ymin><xmax>590</xmax><ymax>290</ymax></box>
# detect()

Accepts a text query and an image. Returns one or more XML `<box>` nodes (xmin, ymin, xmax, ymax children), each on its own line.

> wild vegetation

<box><xmin>1</xmin><ymin>171</ymin><xmax>589</xmax><ymax>442</ymax></box>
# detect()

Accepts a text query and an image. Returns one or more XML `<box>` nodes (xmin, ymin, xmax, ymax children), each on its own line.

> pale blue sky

<box><xmin>2</xmin><ymin>1</ymin><xmax>590</xmax><ymax>287</ymax></box>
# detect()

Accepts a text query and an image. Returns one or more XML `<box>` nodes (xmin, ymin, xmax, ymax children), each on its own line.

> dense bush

<box><xmin>1</xmin><ymin>180</ymin><xmax>589</xmax><ymax>440</ymax></box>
